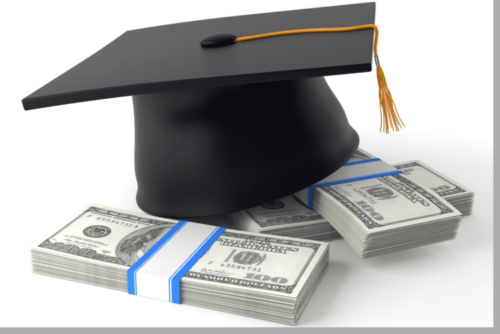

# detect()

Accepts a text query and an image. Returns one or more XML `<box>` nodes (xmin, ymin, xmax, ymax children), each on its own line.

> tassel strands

<box><xmin>376</xmin><ymin>58</ymin><xmax>404</xmax><ymax>133</ymax></box>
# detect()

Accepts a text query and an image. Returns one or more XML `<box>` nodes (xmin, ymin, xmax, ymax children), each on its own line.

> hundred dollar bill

<box><xmin>392</xmin><ymin>160</ymin><xmax>474</xmax><ymax>215</ymax></box>
<box><xmin>318</xmin><ymin>174</ymin><xmax>459</xmax><ymax>228</ymax></box>
<box><xmin>392</xmin><ymin>160</ymin><xmax>474</xmax><ymax>199</ymax></box>
<box><xmin>185</xmin><ymin>230</ymin><xmax>322</xmax><ymax>293</ymax></box>
<box><xmin>32</xmin><ymin>204</ymin><xmax>329</xmax><ymax>304</ymax></box>
<box><xmin>229</xmin><ymin>195</ymin><xmax>327</xmax><ymax>229</ymax></box>
<box><xmin>312</xmin><ymin>174</ymin><xmax>462</xmax><ymax>257</ymax></box>
<box><xmin>35</xmin><ymin>206</ymin><xmax>177</xmax><ymax>266</ymax></box>
<box><xmin>226</xmin><ymin>195</ymin><xmax>341</xmax><ymax>241</ymax></box>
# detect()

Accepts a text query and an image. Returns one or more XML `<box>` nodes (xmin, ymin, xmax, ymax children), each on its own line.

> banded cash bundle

<box><xmin>393</xmin><ymin>161</ymin><xmax>474</xmax><ymax>216</ymax></box>
<box><xmin>226</xmin><ymin>149</ymin><xmax>377</xmax><ymax>241</ymax></box>
<box><xmin>31</xmin><ymin>205</ymin><xmax>329</xmax><ymax>325</ymax></box>
<box><xmin>311</xmin><ymin>174</ymin><xmax>462</xmax><ymax>258</ymax></box>
<box><xmin>227</xmin><ymin>195</ymin><xmax>341</xmax><ymax>242</ymax></box>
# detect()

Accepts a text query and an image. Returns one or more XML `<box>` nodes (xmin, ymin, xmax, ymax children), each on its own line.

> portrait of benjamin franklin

<box><xmin>116</xmin><ymin>225</ymin><xmax>172</xmax><ymax>266</ymax></box>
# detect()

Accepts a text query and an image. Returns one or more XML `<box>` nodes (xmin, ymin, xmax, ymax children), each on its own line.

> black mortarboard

<box><xmin>22</xmin><ymin>2</ymin><xmax>403</xmax><ymax>219</ymax></box>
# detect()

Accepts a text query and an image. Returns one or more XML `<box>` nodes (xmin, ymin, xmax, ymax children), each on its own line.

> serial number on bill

<box><xmin>219</xmin><ymin>263</ymin><xmax>262</xmax><ymax>272</ymax></box>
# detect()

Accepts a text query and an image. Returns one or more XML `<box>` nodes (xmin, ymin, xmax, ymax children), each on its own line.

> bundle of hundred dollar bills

<box><xmin>227</xmin><ymin>149</ymin><xmax>473</xmax><ymax>258</ymax></box>
<box><xmin>31</xmin><ymin>205</ymin><xmax>329</xmax><ymax>325</ymax></box>
<box><xmin>311</xmin><ymin>173</ymin><xmax>462</xmax><ymax>258</ymax></box>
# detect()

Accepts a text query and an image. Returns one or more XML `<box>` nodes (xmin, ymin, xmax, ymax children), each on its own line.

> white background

<box><xmin>1</xmin><ymin>0</ymin><xmax>493</xmax><ymax>327</ymax></box>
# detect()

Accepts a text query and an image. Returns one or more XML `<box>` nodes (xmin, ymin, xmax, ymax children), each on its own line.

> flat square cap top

<box><xmin>23</xmin><ymin>2</ymin><xmax>375</xmax><ymax>110</ymax></box>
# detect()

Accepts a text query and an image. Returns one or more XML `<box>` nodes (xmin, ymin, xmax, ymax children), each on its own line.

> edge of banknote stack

<box><xmin>31</xmin><ymin>204</ymin><xmax>330</xmax><ymax>326</ymax></box>
<box><xmin>309</xmin><ymin>174</ymin><xmax>463</xmax><ymax>258</ymax></box>
<box><xmin>226</xmin><ymin>149</ymin><xmax>472</xmax><ymax>259</ymax></box>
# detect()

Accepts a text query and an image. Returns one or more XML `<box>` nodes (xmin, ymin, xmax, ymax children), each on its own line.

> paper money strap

<box><xmin>295</xmin><ymin>157</ymin><xmax>402</xmax><ymax>207</ymax></box>
<box><xmin>127</xmin><ymin>221</ymin><xmax>226</xmax><ymax>304</ymax></box>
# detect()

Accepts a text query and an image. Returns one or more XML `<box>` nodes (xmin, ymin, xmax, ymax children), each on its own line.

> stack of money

<box><xmin>31</xmin><ymin>205</ymin><xmax>329</xmax><ymax>325</ymax></box>
<box><xmin>393</xmin><ymin>161</ymin><xmax>474</xmax><ymax>216</ymax></box>
<box><xmin>227</xmin><ymin>195</ymin><xmax>341</xmax><ymax>241</ymax></box>
<box><xmin>226</xmin><ymin>149</ymin><xmax>376</xmax><ymax>241</ymax></box>
<box><xmin>311</xmin><ymin>174</ymin><xmax>462</xmax><ymax>258</ymax></box>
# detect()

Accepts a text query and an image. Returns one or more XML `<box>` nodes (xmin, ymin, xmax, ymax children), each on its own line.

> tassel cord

<box><xmin>234</xmin><ymin>24</ymin><xmax>404</xmax><ymax>133</ymax></box>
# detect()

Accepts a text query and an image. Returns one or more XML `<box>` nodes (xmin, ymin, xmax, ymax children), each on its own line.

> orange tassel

<box><xmin>376</xmin><ymin>61</ymin><xmax>404</xmax><ymax>133</ymax></box>
<box><xmin>234</xmin><ymin>24</ymin><xmax>405</xmax><ymax>133</ymax></box>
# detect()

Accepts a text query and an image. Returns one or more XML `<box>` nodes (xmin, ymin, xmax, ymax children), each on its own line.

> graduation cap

<box><xmin>22</xmin><ymin>2</ymin><xmax>403</xmax><ymax>219</ymax></box>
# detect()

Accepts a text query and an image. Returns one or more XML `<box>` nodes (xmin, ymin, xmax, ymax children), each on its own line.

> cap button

<box><xmin>200</xmin><ymin>33</ymin><xmax>237</xmax><ymax>48</ymax></box>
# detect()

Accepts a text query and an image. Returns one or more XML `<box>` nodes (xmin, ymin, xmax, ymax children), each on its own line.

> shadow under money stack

<box><xmin>311</xmin><ymin>174</ymin><xmax>462</xmax><ymax>258</ymax></box>
<box><xmin>31</xmin><ymin>205</ymin><xmax>329</xmax><ymax>325</ymax></box>
<box><xmin>227</xmin><ymin>195</ymin><xmax>341</xmax><ymax>242</ymax></box>
<box><xmin>393</xmin><ymin>161</ymin><xmax>474</xmax><ymax>216</ymax></box>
